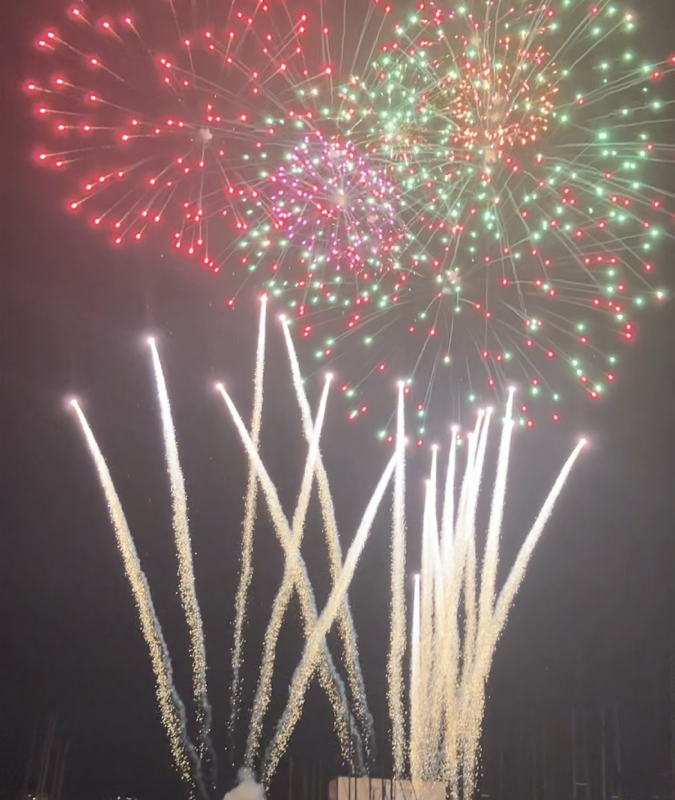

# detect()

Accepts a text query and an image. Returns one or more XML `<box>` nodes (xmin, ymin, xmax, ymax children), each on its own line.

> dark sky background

<box><xmin>2</xmin><ymin>2</ymin><xmax>675</xmax><ymax>800</ymax></box>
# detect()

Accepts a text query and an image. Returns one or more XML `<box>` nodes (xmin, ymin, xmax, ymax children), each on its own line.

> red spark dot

<box><xmin>552</xmin><ymin>414</ymin><xmax>560</xmax><ymax>422</ymax></box>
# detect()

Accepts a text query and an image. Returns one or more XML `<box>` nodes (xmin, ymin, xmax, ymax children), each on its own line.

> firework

<box><xmin>405</xmin><ymin>406</ymin><xmax>585</xmax><ymax>796</ymax></box>
<box><xmin>230</xmin><ymin>295</ymin><xmax>267</xmax><ymax>757</ymax></box>
<box><xmin>216</xmin><ymin>381</ymin><xmax>365</xmax><ymax>772</ymax></box>
<box><xmin>149</xmin><ymin>338</ymin><xmax>215</xmax><ymax>780</ymax></box>
<box><xmin>71</xmin><ymin>400</ymin><xmax>206</xmax><ymax>797</ymax></box>
<box><xmin>30</xmin><ymin>0</ymin><xmax>672</xmax><ymax>441</ymax></box>
<box><xmin>266</xmin><ymin>0</ymin><xmax>673</xmax><ymax>440</ymax></box>
<box><xmin>260</xmin><ymin>445</ymin><xmax>397</xmax><ymax>783</ymax></box>
<box><xmin>281</xmin><ymin>317</ymin><xmax>376</xmax><ymax>760</ymax></box>
<box><xmin>238</xmin><ymin>374</ymin><xmax>339</xmax><ymax>768</ymax></box>
<box><xmin>27</xmin><ymin>0</ymin><xmax>385</xmax><ymax>269</ymax></box>
<box><xmin>70</xmin><ymin>307</ymin><xmax>584</xmax><ymax>797</ymax></box>
<box><xmin>237</xmin><ymin>131</ymin><xmax>409</xmax><ymax>293</ymax></box>
<box><xmin>387</xmin><ymin>383</ymin><xmax>408</xmax><ymax>777</ymax></box>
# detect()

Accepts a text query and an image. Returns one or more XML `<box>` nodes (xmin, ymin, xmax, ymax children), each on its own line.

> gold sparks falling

<box><xmin>281</xmin><ymin>318</ymin><xmax>376</xmax><ymax>759</ymax></box>
<box><xmin>387</xmin><ymin>384</ymin><xmax>407</xmax><ymax>778</ymax></box>
<box><xmin>409</xmin><ymin>574</ymin><xmax>422</xmax><ymax>778</ymax></box>
<box><xmin>261</xmin><ymin>451</ymin><xmax>398</xmax><ymax>784</ymax></box>
<box><xmin>240</xmin><ymin>375</ymin><xmax>338</xmax><ymax>767</ymax></box>
<box><xmin>405</xmin><ymin>404</ymin><xmax>584</xmax><ymax>797</ymax></box>
<box><xmin>229</xmin><ymin>295</ymin><xmax>267</xmax><ymax>753</ymax></box>
<box><xmin>72</xmin><ymin>312</ymin><xmax>584</xmax><ymax>797</ymax></box>
<box><xmin>149</xmin><ymin>339</ymin><xmax>214</xmax><ymax>774</ymax></box>
<box><xmin>71</xmin><ymin>401</ymin><xmax>204</xmax><ymax>797</ymax></box>
<box><xmin>216</xmin><ymin>382</ymin><xmax>364</xmax><ymax>773</ymax></box>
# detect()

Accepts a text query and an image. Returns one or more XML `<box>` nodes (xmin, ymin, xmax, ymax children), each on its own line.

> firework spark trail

<box><xmin>262</xmin><ymin>452</ymin><xmax>398</xmax><ymax>784</ymax></box>
<box><xmin>494</xmin><ymin>439</ymin><xmax>587</xmax><ymax>642</ymax></box>
<box><xmin>427</xmin><ymin>448</ymin><xmax>447</xmax><ymax>778</ymax></box>
<box><xmin>460</xmin><ymin>438</ymin><xmax>586</xmax><ymax>799</ymax></box>
<box><xmin>229</xmin><ymin>295</ymin><xmax>267</xmax><ymax>757</ymax></box>
<box><xmin>440</xmin><ymin>416</ymin><xmax>483</xmax><ymax>789</ymax></box>
<box><xmin>409</xmin><ymin>574</ymin><xmax>422</xmax><ymax>779</ymax></box>
<box><xmin>457</xmin><ymin>410</ymin><xmax>495</xmax><ymax>795</ymax></box>
<box><xmin>461</xmin><ymin>408</ymin><xmax>493</xmax><ymax>680</ymax></box>
<box><xmin>149</xmin><ymin>340</ymin><xmax>215</xmax><ymax>780</ymax></box>
<box><xmin>457</xmin><ymin>409</ymin><xmax>508</xmax><ymax>798</ymax></box>
<box><xmin>281</xmin><ymin>318</ymin><xmax>376</xmax><ymax>761</ymax></box>
<box><xmin>216</xmin><ymin>385</ymin><xmax>363</xmax><ymax>774</ymax></box>
<box><xmin>244</xmin><ymin>376</ymin><xmax>333</xmax><ymax>767</ymax></box>
<box><xmin>439</xmin><ymin>429</ymin><xmax>458</xmax><ymax>619</ymax></box>
<box><xmin>417</xmin><ymin>454</ymin><xmax>438</xmax><ymax>778</ymax></box>
<box><xmin>426</xmin><ymin>430</ymin><xmax>458</xmax><ymax>780</ymax></box>
<box><xmin>427</xmin><ymin>448</ymin><xmax>443</xmax><ymax>624</ymax></box>
<box><xmin>387</xmin><ymin>383</ymin><xmax>407</xmax><ymax>778</ymax></box>
<box><xmin>478</xmin><ymin>388</ymin><xmax>516</xmax><ymax>639</ymax></box>
<box><xmin>71</xmin><ymin>402</ymin><xmax>205</xmax><ymax>798</ymax></box>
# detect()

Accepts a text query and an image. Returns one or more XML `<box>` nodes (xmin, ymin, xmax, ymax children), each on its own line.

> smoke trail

<box><xmin>262</xmin><ymin>453</ymin><xmax>398</xmax><ymax>783</ymax></box>
<box><xmin>216</xmin><ymin>385</ymin><xmax>363</xmax><ymax>773</ymax></box>
<box><xmin>224</xmin><ymin>769</ymin><xmax>266</xmax><ymax>800</ymax></box>
<box><xmin>281</xmin><ymin>318</ymin><xmax>375</xmax><ymax>762</ymax></box>
<box><xmin>149</xmin><ymin>340</ymin><xmax>215</xmax><ymax>780</ymax></box>
<box><xmin>244</xmin><ymin>376</ymin><xmax>333</xmax><ymax>766</ymax></box>
<box><xmin>71</xmin><ymin>402</ymin><xmax>205</xmax><ymax>798</ymax></box>
<box><xmin>230</xmin><ymin>295</ymin><xmax>267</xmax><ymax>756</ymax></box>
<box><xmin>409</xmin><ymin>574</ymin><xmax>422</xmax><ymax>778</ymax></box>
<box><xmin>387</xmin><ymin>384</ymin><xmax>407</xmax><ymax>778</ymax></box>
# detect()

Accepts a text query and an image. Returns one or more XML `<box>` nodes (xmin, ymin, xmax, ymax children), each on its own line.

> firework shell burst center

<box><xmin>29</xmin><ymin>0</ymin><xmax>673</xmax><ymax>442</ymax></box>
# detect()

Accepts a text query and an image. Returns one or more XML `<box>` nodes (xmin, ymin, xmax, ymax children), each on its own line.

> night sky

<box><xmin>2</xmin><ymin>2</ymin><xmax>675</xmax><ymax>800</ymax></box>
